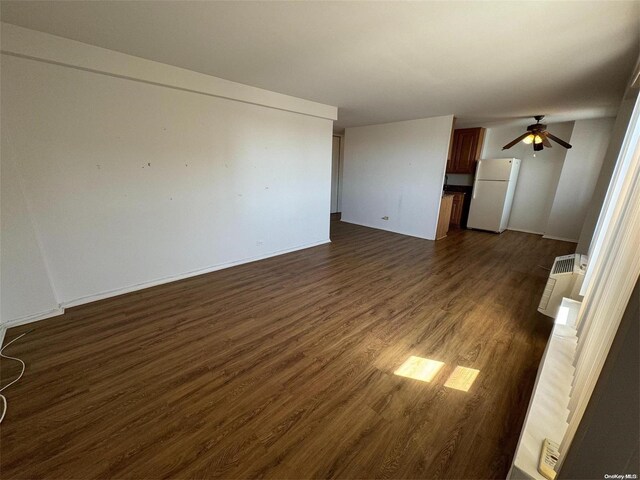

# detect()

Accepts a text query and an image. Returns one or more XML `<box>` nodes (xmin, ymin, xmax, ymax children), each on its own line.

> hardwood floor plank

<box><xmin>0</xmin><ymin>219</ymin><xmax>574</xmax><ymax>479</ymax></box>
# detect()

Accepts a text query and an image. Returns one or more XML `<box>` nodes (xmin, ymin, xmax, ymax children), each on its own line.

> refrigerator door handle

<box><xmin>473</xmin><ymin>160</ymin><xmax>482</xmax><ymax>199</ymax></box>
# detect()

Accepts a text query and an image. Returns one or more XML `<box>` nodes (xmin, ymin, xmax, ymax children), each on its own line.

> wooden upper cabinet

<box><xmin>447</xmin><ymin>127</ymin><xmax>485</xmax><ymax>174</ymax></box>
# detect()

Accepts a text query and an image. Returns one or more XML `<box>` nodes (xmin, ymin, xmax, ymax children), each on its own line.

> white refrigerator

<box><xmin>467</xmin><ymin>158</ymin><xmax>521</xmax><ymax>233</ymax></box>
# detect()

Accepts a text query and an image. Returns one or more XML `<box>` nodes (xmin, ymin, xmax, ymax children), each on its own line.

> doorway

<box><xmin>331</xmin><ymin>135</ymin><xmax>342</xmax><ymax>214</ymax></box>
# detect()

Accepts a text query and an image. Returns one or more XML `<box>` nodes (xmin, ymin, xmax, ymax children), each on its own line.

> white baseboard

<box><xmin>507</xmin><ymin>227</ymin><xmax>545</xmax><ymax>236</ymax></box>
<box><xmin>508</xmin><ymin>228</ymin><xmax>578</xmax><ymax>243</ymax></box>
<box><xmin>62</xmin><ymin>239</ymin><xmax>331</xmax><ymax>309</ymax></box>
<box><xmin>0</xmin><ymin>239</ymin><xmax>330</xmax><ymax>329</ymax></box>
<box><xmin>340</xmin><ymin>217</ymin><xmax>434</xmax><ymax>241</ymax></box>
<box><xmin>3</xmin><ymin>307</ymin><xmax>65</xmax><ymax>329</ymax></box>
<box><xmin>542</xmin><ymin>234</ymin><xmax>579</xmax><ymax>243</ymax></box>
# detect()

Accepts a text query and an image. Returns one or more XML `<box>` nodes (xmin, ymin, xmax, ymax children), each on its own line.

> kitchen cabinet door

<box><xmin>448</xmin><ymin>128</ymin><xmax>485</xmax><ymax>174</ymax></box>
<box><xmin>450</xmin><ymin>192</ymin><xmax>465</xmax><ymax>226</ymax></box>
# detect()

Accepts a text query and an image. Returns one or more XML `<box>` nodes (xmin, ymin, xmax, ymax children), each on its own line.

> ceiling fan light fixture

<box><xmin>502</xmin><ymin>116</ymin><xmax>572</xmax><ymax>152</ymax></box>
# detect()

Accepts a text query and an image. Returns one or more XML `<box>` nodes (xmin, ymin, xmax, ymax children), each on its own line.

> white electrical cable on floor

<box><xmin>0</xmin><ymin>331</ymin><xmax>30</xmax><ymax>424</ymax></box>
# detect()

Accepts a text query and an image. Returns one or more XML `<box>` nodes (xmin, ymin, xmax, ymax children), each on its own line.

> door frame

<box><xmin>331</xmin><ymin>134</ymin><xmax>344</xmax><ymax>214</ymax></box>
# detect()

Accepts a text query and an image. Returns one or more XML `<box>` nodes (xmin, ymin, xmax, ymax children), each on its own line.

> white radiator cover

<box><xmin>538</xmin><ymin>254</ymin><xmax>587</xmax><ymax>318</ymax></box>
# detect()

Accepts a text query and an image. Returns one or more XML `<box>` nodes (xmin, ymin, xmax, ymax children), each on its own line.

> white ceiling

<box><xmin>1</xmin><ymin>1</ymin><xmax>638</xmax><ymax>129</ymax></box>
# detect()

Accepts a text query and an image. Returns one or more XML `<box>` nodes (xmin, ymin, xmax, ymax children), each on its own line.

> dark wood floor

<box><xmin>1</xmin><ymin>219</ymin><xmax>574</xmax><ymax>479</ymax></box>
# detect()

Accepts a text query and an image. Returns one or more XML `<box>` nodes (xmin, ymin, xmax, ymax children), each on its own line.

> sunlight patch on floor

<box><xmin>444</xmin><ymin>366</ymin><xmax>480</xmax><ymax>392</ymax></box>
<box><xmin>394</xmin><ymin>356</ymin><xmax>444</xmax><ymax>382</ymax></box>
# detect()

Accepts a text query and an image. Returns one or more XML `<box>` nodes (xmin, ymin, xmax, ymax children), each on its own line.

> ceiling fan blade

<box><xmin>502</xmin><ymin>132</ymin><xmax>531</xmax><ymax>150</ymax></box>
<box><xmin>540</xmin><ymin>133</ymin><xmax>553</xmax><ymax>148</ymax></box>
<box><xmin>546</xmin><ymin>132</ymin><xmax>572</xmax><ymax>149</ymax></box>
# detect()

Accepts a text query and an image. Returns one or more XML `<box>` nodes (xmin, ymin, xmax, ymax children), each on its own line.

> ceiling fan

<box><xmin>502</xmin><ymin>115</ymin><xmax>572</xmax><ymax>152</ymax></box>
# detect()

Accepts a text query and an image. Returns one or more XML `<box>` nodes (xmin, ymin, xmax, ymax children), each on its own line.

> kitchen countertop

<box><xmin>443</xmin><ymin>185</ymin><xmax>472</xmax><ymax>193</ymax></box>
<box><xmin>442</xmin><ymin>185</ymin><xmax>473</xmax><ymax>228</ymax></box>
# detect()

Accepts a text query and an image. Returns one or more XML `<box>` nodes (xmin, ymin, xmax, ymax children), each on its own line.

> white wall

<box><xmin>544</xmin><ymin>118</ymin><xmax>615</xmax><ymax>242</ymax></box>
<box><xmin>0</xmin><ymin>23</ymin><xmax>337</xmax><ymax>121</ymax></box>
<box><xmin>0</xmin><ymin>25</ymin><xmax>336</xmax><ymax>322</ymax></box>
<box><xmin>341</xmin><ymin>115</ymin><xmax>453</xmax><ymax>240</ymax></box>
<box><xmin>481</xmin><ymin>122</ymin><xmax>575</xmax><ymax>234</ymax></box>
<box><xmin>1</xmin><ymin>155</ymin><xmax>60</xmax><ymax>323</ymax></box>
<box><xmin>446</xmin><ymin>173</ymin><xmax>473</xmax><ymax>186</ymax></box>
<box><xmin>577</xmin><ymin>87</ymin><xmax>639</xmax><ymax>254</ymax></box>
